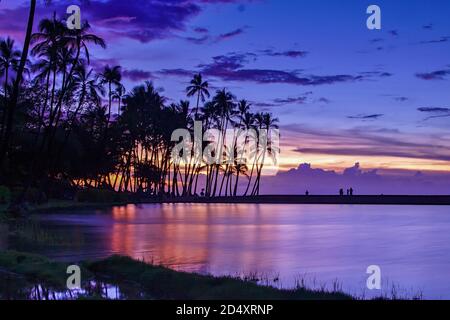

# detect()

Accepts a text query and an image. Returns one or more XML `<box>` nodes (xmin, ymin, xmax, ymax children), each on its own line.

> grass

<box><xmin>87</xmin><ymin>256</ymin><xmax>352</xmax><ymax>300</ymax></box>
<box><xmin>0</xmin><ymin>251</ymin><xmax>352</xmax><ymax>300</ymax></box>
<box><xmin>0</xmin><ymin>251</ymin><xmax>91</xmax><ymax>291</ymax></box>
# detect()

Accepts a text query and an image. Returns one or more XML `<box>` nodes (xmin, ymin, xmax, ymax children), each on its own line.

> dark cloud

<box><xmin>185</xmin><ymin>35</ymin><xmax>210</xmax><ymax>44</ymax></box>
<box><xmin>273</xmin><ymin>96</ymin><xmax>308</xmax><ymax>105</ymax></box>
<box><xmin>419</xmin><ymin>36</ymin><xmax>450</xmax><ymax>44</ymax></box>
<box><xmin>217</xmin><ymin>28</ymin><xmax>246</xmax><ymax>40</ymax></box>
<box><xmin>415</xmin><ymin>69</ymin><xmax>450</xmax><ymax>80</ymax></box>
<box><xmin>194</xmin><ymin>27</ymin><xmax>209</xmax><ymax>33</ymax></box>
<box><xmin>262</xmin><ymin>49</ymin><xmax>308</xmax><ymax>58</ymax></box>
<box><xmin>347</xmin><ymin>114</ymin><xmax>384</xmax><ymax>120</ymax></box>
<box><xmin>359</xmin><ymin>71</ymin><xmax>393</xmax><ymax>78</ymax></box>
<box><xmin>0</xmin><ymin>0</ymin><xmax>256</xmax><ymax>43</ymax></box>
<box><xmin>394</xmin><ymin>97</ymin><xmax>409</xmax><ymax>102</ymax></box>
<box><xmin>422</xmin><ymin>24</ymin><xmax>433</xmax><ymax>30</ymax></box>
<box><xmin>417</xmin><ymin>107</ymin><xmax>450</xmax><ymax>121</ymax></box>
<box><xmin>122</xmin><ymin>69</ymin><xmax>155</xmax><ymax>81</ymax></box>
<box><xmin>418</xmin><ymin>107</ymin><xmax>450</xmax><ymax>113</ymax></box>
<box><xmin>160</xmin><ymin>52</ymin><xmax>374</xmax><ymax>86</ymax></box>
<box><xmin>316</xmin><ymin>97</ymin><xmax>331</xmax><ymax>104</ymax></box>
<box><xmin>389</xmin><ymin>30</ymin><xmax>399</xmax><ymax>36</ymax></box>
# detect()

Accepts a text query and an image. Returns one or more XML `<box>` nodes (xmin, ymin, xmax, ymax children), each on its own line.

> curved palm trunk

<box><xmin>0</xmin><ymin>0</ymin><xmax>36</xmax><ymax>168</ymax></box>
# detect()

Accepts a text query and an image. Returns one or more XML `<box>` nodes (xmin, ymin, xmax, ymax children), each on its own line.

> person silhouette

<box><xmin>305</xmin><ymin>190</ymin><xmax>309</xmax><ymax>196</ymax></box>
<box><xmin>200</xmin><ymin>189</ymin><xmax>205</xmax><ymax>197</ymax></box>
<box><xmin>349</xmin><ymin>188</ymin><xmax>353</xmax><ymax>196</ymax></box>
<box><xmin>339</xmin><ymin>188</ymin><xmax>344</xmax><ymax>196</ymax></box>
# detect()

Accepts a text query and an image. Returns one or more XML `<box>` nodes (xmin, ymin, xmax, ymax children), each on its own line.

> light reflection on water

<box><xmin>5</xmin><ymin>203</ymin><xmax>450</xmax><ymax>299</ymax></box>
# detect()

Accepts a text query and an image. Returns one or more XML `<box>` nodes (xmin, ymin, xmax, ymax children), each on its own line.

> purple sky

<box><xmin>1</xmin><ymin>0</ymin><xmax>450</xmax><ymax>183</ymax></box>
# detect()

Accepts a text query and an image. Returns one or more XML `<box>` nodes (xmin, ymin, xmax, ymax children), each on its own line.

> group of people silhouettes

<box><xmin>339</xmin><ymin>188</ymin><xmax>354</xmax><ymax>196</ymax></box>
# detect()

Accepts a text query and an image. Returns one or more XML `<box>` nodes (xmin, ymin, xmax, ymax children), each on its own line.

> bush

<box><xmin>0</xmin><ymin>186</ymin><xmax>11</xmax><ymax>204</ymax></box>
<box><xmin>76</xmin><ymin>188</ymin><xmax>130</xmax><ymax>203</ymax></box>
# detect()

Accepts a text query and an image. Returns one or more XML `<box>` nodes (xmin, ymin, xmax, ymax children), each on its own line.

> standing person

<box><xmin>339</xmin><ymin>188</ymin><xmax>344</xmax><ymax>196</ymax></box>
<box><xmin>350</xmin><ymin>188</ymin><xmax>354</xmax><ymax>196</ymax></box>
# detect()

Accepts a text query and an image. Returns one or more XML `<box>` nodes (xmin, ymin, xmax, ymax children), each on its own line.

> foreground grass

<box><xmin>0</xmin><ymin>251</ymin><xmax>91</xmax><ymax>291</ymax></box>
<box><xmin>0</xmin><ymin>251</ymin><xmax>352</xmax><ymax>300</ymax></box>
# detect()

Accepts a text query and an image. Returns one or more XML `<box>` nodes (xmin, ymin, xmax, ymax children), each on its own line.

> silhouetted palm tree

<box><xmin>186</xmin><ymin>73</ymin><xmax>210</xmax><ymax>119</ymax></box>
<box><xmin>112</xmin><ymin>84</ymin><xmax>126</xmax><ymax>115</ymax></box>
<box><xmin>252</xmin><ymin>112</ymin><xmax>279</xmax><ymax>195</ymax></box>
<box><xmin>211</xmin><ymin>89</ymin><xmax>236</xmax><ymax>196</ymax></box>
<box><xmin>0</xmin><ymin>37</ymin><xmax>21</xmax><ymax>144</ymax></box>
<box><xmin>0</xmin><ymin>0</ymin><xmax>37</xmax><ymax>167</ymax></box>
<box><xmin>100</xmin><ymin>65</ymin><xmax>122</xmax><ymax>123</ymax></box>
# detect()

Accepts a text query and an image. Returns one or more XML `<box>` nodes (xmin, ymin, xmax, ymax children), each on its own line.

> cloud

<box><xmin>273</xmin><ymin>96</ymin><xmax>308</xmax><ymax>105</ymax></box>
<box><xmin>389</xmin><ymin>30</ymin><xmax>399</xmax><ymax>37</ymax></box>
<box><xmin>418</xmin><ymin>107</ymin><xmax>450</xmax><ymax>113</ymax></box>
<box><xmin>258</xmin><ymin>162</ymin><xmax>450</xmax><ymax>195</ymax></box>
<box><xmin>417</xmin><ymin>107</ymin><xmax>450</xmax><ymax>121</ymax></box>
<box><xmin>316</xmin><ymin>97</ymin><xmax>331</xmax><ymax>104</ymax></box>
<box><xmin>281</xmin><ymin>124</ymin><xmax>450</xmax><ymax>161</ymax></box>
<box><xmin>283</xmin><ymin>124</ymin><xmax>450</xmax><ymax>163</ymax></box>
<box><xmin>217</xmin><ymin>27</ymin><xmax>246</xmax><ymax>41</ymax></box>
<box><xmin>415</xmin><ymin>69</ymin><xmax>450</xmax><ymax>80</ymax></box>
<box><xmin>0</xmin><ymin>0</ymin><xmax>256</xmax><ymax>44</ymax></box>
<box><xmin>262</xmin><ymin>49</ymin><xmax>308</xmax><ymax>58</ymax></box>
<box><xmin>184</xmin><ymin>26</ymin><xmax>247</xmax><ymax>44</ymax></box>
<box><xmin>394</xmin><ymin>97</ymin><xmax>409</xmax><ymax>102</ymax></box>
<box><xmin>419</xmin><ymin>36</ymin><xmax>450</xmax><ymax>44</ymax></box>
<box><xmin>194</xmin><ymin>27</ymin><xmax>209</xmax><ymax>33</ymax></box>
<box><xmin>160</xmin><ymin>52</ymin><xmax>377</xmax><ymax>86</ymax></box>
<box><xmin>347</xmin><ymin>114</ymin><xmax>384</xmax><ymax>120</ymax></box>
<box><xmin>122</xmin><ymin>69</ymin><xmax>155</xmax><ymax>81</ymax></box>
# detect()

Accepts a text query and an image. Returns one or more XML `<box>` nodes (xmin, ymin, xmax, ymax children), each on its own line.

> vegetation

<box><xmin>0</xmin><ymin>251</ymin><xmax>352</xmax><ymax>300</ymax></box>
<box><xmin>0</xmin><ymin>12</ymin><xmax>279</xmax><ymax>212</ymax></box>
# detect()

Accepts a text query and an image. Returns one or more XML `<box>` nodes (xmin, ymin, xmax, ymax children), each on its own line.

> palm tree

<box><xmin>211</xmin><ymin>89</ymin><xmax>236</xmax><ymax>196</ymax></box>
<box><xmin>100</xmin><ymin>65</ymin><xmax>122</xmax><ymax>123</ymax></box>
<box><xmin>0</xmin><ymin>38</ymin><xmax>21</xmax><ymax>99</ymax></box>
<box><xmin>0</xmin><ymin>37</ymin><xmax>21</xmax><ymax>144</ymax></box>
<box><xmin>0</xmin><ymin>0</ymin><xmax>37</xmax><ymax>167</ymax></box>
<box><xmin>53</xmin><ymin>64</ymin><xmax>105</xmax><ymax>168</ymax></box>
<box><xmin>112</xmin><ymin>84</ymin><xmax>126</xmax><ymax>115</ymax></box>
<box><xmin>251</xmin><ymin>112</ymin><xmax>279</xmax><ymax>195</ymax></box>
<box><xmin>244</xmin><ymin>112</ymin><xmax>264</xmax><ymax>196</ymax></box>
<box><xmin>31</xmin><ymin>16</ymin><xmax>68</xmax><ymax>127</ymax></box>
<box><xmin>186</xmin><ymin>73</ymin><xmax>210</xmax><ymax>119</ymax></box>
<box><xmin>233</xmin><ymin>110</ymin><xmax>255</xmax><ymax>196</ymax></box>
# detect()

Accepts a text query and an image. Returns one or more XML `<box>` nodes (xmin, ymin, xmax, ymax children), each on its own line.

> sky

<box><xmin>1</xmin><ymin>0</ymin><xmax>450</xmax><ymax>180</ymax></box>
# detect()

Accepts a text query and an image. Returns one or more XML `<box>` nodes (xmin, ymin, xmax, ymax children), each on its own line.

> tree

<box><xmin>100</xmin><ymin>65</ymin><xmax>122</xmax><ymax>124</ymax></box>
<box><xmin>0</xmin><ymin>0</ymin><xmax>37</xmax><ymax>169</ymax></box>
<box><xmin>186</xmin><ymin>73</ymin><xmax>210</xmax><ymax>119</ymax></box>
<box><xmin>0</xmin><ymin>37</ymin><xmax>21</xmax><ymax>145</ymax></box>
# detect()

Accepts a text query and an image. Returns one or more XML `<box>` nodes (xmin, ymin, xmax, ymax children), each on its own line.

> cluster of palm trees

<box><xmin>0</xmin><ymin>12</ymin><xmax>279</xmax><ymax>199</ymax></box>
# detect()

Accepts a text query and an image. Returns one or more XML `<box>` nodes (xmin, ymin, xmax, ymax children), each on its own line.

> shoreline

<box><xmin>3</xmin><ymin>194</ymin><xmax>450</xmax><ymax>217</ymax></box>
<box><xmin>153</xmin><ymin>195</ymin><xmax>450</xmax><ymax>206</ymax></box>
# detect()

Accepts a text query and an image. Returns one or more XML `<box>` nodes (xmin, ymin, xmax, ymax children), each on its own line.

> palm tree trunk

<box><xmin>0</xmin><ymin>0</ymin><xmax>36</xmax><ymax>168</ymax></box>
<box><xmin>0</xmin><ymin>66</ymin><xmax>9</xmax><ymax>145</ymax></box>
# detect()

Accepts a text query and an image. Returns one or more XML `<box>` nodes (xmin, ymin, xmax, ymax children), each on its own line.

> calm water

<box><xmin>3</xmin><ymin>204</ymin><xmax>450</xmax><ymax>299</ymax></box>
